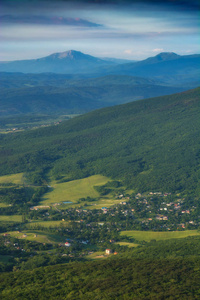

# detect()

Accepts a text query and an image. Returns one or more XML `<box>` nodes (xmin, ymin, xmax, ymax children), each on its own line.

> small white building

<box><xmin>105</xmin><ymin>249</ymin><xmax>112</xmax><ymax>255</ymax></box>
<box><xmin>65</xmin><ymin>242</ymin><xmax>71</xmax><ymax>247</ymax></box>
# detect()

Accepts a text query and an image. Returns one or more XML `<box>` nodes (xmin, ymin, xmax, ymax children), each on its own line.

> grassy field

<box><xmin>0</xmin><ymin>173</ymin><xmax>24</xmax><ymax>185</ymax></box>
<box><xmin>82</xmin><ymin>198</ymin><xmax>124</xmax><ymax>210</ymax></box>
<box><xmin>115</xmin><ymin>242</ymin><xmax>139</xmax><ymax>247</ymax></box>
<box><xmin>120</xmin><ymin>230</ymin><xmax>200</xmax><ymax>242</ymax></box>
<box><xmin>1</xmin><ymin>230</ymin><xmax>65</xmax><ymax>244</ymax></box>
<box><xmin>27</xmin><ymin>220</ymin><xmax>69</xmax><ymax>228</ymax></box>
<box><xmin>86</xmin><ymin>251</ymin><xmax>107</xmax><ymax>260</ymax></box>
<box><xmin>0</xmin><ymin>215</ymin><xmax>22</xmax><ymax>222</ymax></box>
<box><xmin>42</xmin><ymin>175</ymin><xmax>109</xmax><ymax>205</ymax></box>
<box><xmin>41</xmin><ymin>175</ymin><xmax>126</xmax><ymax>210</ymax></box>
<box><xmin>41</xmin><ymin>174</ymin><xmax>132</xmax><ymax>210</ymax></box>
<box><xmin>0</xmin><ymin>203</ymin><xmax>9</xmax><ymax>208</ymax></box>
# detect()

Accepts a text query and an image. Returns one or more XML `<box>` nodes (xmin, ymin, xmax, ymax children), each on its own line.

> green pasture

<box><xmin>0</xmin><ymin>203</ymin><xmax>9</xmax><ymax>208</ymax></box>
<box><xmin>84</xmin><ymin>198</ymin><xmax>124</xmax><ymax>210</ymax></box>
<box><xmin>0</xmin><ymin>215</ymin><xmax>22</xmax><ymax>223</ymax></box>
<box><xmin>41</xmin><ymin>175</ymin><xmax>131</xmax><ymax>209</ymax></box>
<box><xmin>27</xmin><ymin>220</ymin><xmax>69</xmax><ymax>228</ymax></box>
<box><xmin>42</xmin><ymin>175</ymin><xmax>111</xmax><ymax>205</ymax></box>
<box><xmin>0</xmin><ymin>173</ymin><xmax>24</xmax><ymax>185</ymax></box>
<box><xmin>2</xmin><ymin>230</ymin><xmax>65</xmax><ymax>244</ymax></box>
<box><xmin>120</xmin><ymin>230</ymin><xmax>200</xmax><ymax>242</ymax></box>
<box><xmin>115</xmin><ymin>242</ymin><xmax>139</xmax><ymax>247</ymax></box>
<box><xmin>86</xmin><ymin>251</ymin><xmax>107</xmax><ymax>260</ymax></box>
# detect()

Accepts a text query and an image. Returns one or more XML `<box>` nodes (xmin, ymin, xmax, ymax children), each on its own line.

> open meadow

<box><xmin>115</xmin><ymin>242</ymin><xmax>139</xmax><ymax>247</ymax></box>
<box><xmin>1</xmin><ymin>230</ymin><xmax>65</xmax><ymax>244</ymax></box>
<box><xmin>120</xmin><ymin>230</ymin><xmax>200</xmax><ymax>242</ymax></box>
<box><xmin>41</xmin><ymin>175</ymin><xmax>126</xmax><ymax>209</ymax></box>
<box><xmin>0</xmin><ymin>215</ymin><xmax>22</xmax><ymax>223</ymax></box>
<box><xmin>26</xmin><ymin>220</ymin><xmax>69</xmax><ymax>228</ymax></box>
<box><xmin>0</xmin><ymin>173</ymin><xmax>24</xmax><ymax>186</ymax></box>
<box><xmin>42</xmin><ymin>175</ymin><xmax>109</xmax><ymax>204</ymax></box>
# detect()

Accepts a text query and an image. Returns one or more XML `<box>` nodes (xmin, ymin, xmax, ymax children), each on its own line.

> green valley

<box><xmin>0</xmin><ymin>88</ymin><xmax>199</xmax><ymax>299</ymax></box>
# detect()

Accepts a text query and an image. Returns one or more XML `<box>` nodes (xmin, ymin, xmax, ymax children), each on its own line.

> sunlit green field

<box><xmin>0</xmin><ymin>203</ymin><xmax>9</xmax><ymax>208</ymax></box>
<box><xmin>40</xmin><ymin>174</ymin><xmax>131</xmax><ymax>210</ymax></box>
<box><xmin>86</xmin><ymin>251</ymin><xmax>107</xmax><ymax>260</ymax></box>
<box><xmin>115</xmin><ymin>242</ymin><xmax>139</xmax><ymax>247</ymax></box>
<box><xmin>120</xmin><ymin>230</ymin><xmax>200</xmax><ymax>242</ymax></box>
<box><xmin>2</xmin><ymin>230</ymin><xmax>65</xmax><ymax>244</ymax></box>
<box><xmin>42</xmin><ymin>175</ymin><xmax>109</xmax><ymax>205</ymax></box>
<box><xmin>0</xmin><ymin>173</ymin><xmax>24</xmax><ymax>185</ymax></box>
<box><xmin>0</xmin><ymin>215</ymin><xmax>22</xmax><ymax>222</ymax></box>
<box><xmin>27</xmin><ymin>220</ymin><xmax>69</xmax><ymax>228</ymax></box>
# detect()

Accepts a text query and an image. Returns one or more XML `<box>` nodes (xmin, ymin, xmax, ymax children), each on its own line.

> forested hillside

<box><xmin>0</xmin><ymin>88</ymin><xmax>199</xmax><ymax>195</ymax></box>
<box><xmin>1</xmin><ymin>254</ymin><xmax>200</xmax><ymax>299</ymax></box>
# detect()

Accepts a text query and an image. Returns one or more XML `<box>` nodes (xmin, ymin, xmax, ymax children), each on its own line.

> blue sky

<box><xmin>0</xmin><ymin>0</ymin><xmax>199</xmax><ymax>61</ymax></box>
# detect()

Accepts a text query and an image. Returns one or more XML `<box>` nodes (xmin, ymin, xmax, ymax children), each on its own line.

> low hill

<box><xmin>0</xmin><ymin>87</ymin><xmax>199</xmax><ymax>195</ymax></box>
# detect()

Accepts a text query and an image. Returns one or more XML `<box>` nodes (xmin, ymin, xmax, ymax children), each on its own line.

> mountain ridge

<box><xmin>0</xmin><ymin>50</ymin><xmax>199</xmax><ymax>82</ymax></box>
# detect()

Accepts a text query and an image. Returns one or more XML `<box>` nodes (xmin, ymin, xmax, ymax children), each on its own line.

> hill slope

<box><xmin>0</xmin><ymin>87</ymin><xmax>199</xmax><ymax>194</ymax></box>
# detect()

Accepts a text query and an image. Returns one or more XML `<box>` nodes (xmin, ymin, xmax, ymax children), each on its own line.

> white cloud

<box><xmin>152</xmin><ymin>48</ymin><xmax>164</xmax><ymax>52</ymax></box>
<box><xmin>124</xmin><ymin>49</ymin><xmax>133</xmax><ymax>55</ymax></box>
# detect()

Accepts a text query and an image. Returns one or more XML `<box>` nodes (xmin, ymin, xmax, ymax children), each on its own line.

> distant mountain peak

<box><xmin>155</xmin><ymin>52</ymin><xmax>180</xmax><ymax>61</ymax></box>
<box><xmin>46</xmin><ymin>50</ymin><xmax>85</xmax><ymax>60</ymax></box>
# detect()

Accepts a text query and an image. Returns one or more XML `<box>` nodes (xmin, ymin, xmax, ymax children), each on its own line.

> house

<box><xmin>101</xmin><ymin>207</ymin><xmax>108</xmax><ymax>210</ymax></box>
<box><xmin>65</xmin><ymin>242</ymin><xmax>71</xmax><ymax>247</ymax></box>
<box><xmin>105</xmin><ymin>249</ymin><xmax>112</xmax><ymax>255</ymax></box>
<box><xmin>109</xmin><ymin>239</ymin><xmax>115</xmax><ymax>243</ymax></box>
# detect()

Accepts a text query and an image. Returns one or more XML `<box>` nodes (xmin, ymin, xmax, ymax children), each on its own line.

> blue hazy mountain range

<box><xmin>0</xmin><ymin>50</ymin><xmax>199</xmax><ymax>116</ymax></box>
<box><xmin>0</xmin><ymin>50</ymin><xmax>199</xmax><ymax>85</ymax></box>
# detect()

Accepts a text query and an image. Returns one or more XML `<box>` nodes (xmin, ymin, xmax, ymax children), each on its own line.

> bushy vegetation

<box><xmin>0</xmin><ymin>255</ymin><xmax>199</xmax><ymax>299</ymax></box>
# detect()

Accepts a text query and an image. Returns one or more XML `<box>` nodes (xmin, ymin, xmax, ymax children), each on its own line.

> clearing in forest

<box><xmin>41</xmin><ymin>175</ymin><xmax>120</xmax><ymax>207</ymax></box>
<box><xmin>0</xmin><ymin>173</ymin><xmax>24</xmax><ymax>186</ymax></box>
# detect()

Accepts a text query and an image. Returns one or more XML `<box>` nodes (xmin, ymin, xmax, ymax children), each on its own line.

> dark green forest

<box><xmin>0</xmin><ymin>249</ymin><xmax>200</xmax><ymax>299</ymax></box>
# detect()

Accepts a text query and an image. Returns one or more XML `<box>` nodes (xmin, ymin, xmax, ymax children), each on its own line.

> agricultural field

<box><xmin>0</xmin><ymin>173</ymin><xmax>24</xmax><ymax>186</ymax></box>
<box><xmin>27</xmin><ymin>220</ymin><xmax>69</xmax><ymax>228</ymax></box>
<box><xmin>115</xmin><ymin>242</ymin><xmax>139</xmax><ymax>247</ymax></box>
<box><xmin>0</xmin><ymin>215</ymin><xmax>23</xmax><ymax>223</ymax></box>
<box><xmin>41</xmin><ymin>175</ymin><xmax>125</xmax><ymax>209</ymax></box>
<box><xmin>120</xmin><ymin>230</ymin><xmax>200</xmax><ymax>242</ymax></box>
<box><xmin>1</xmin><ymin>230</ymin><xmax>65</xmax><ymax>244</ymax></box>
<box><xmin>86</xmin><ymin>251</ymin><xmax>108</xmax><ymax>260</ymax></box>
<box><xmin>0</xmin><ymin>203</ymin><xmax>9</xmax><ymax>208</ymax></box>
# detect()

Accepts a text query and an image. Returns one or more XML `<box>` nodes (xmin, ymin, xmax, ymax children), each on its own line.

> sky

<box><xmin>0</xmin><ymin>0</ymin><xmax>199</xmax><ymax>61</ymax></box>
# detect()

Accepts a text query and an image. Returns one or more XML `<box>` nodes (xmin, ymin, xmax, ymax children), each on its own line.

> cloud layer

<box><xmin>0</xmin><ymin>15</ymin><xmax>102</xmax><ymax>27</ymax></box>
<box><xmin>0</xmin><ymin>0</ymin><xmax>199</xmax><ymax>61</ymax></box>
